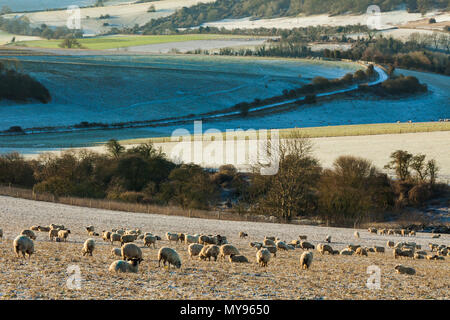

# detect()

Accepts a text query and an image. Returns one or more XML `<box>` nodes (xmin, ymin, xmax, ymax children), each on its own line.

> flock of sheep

<box><xmin>1</xmin><ymin>223</ymin><xmax>448</xmax><ymax>277</ymax></box>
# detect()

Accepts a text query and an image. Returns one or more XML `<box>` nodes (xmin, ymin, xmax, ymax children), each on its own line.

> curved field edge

<box><xmin>117</xmin><ymin>122</ymin><xmax>450</xmax><ymax>145</ymax></box>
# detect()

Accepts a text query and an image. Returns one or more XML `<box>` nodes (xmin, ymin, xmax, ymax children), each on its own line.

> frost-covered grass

<box><xmin>16</xmin><ymin>34</ymin><xmax>254</xmax><ymax>50</ymax></box>
<box><xmin>0</xmin><ymin>195</ymin><xmax>449</xmax><ymax>300</ymax></box>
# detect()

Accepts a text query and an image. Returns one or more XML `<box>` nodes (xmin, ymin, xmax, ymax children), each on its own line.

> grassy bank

<box><xmin>13</xmin><ymin>34</ymin><xmax>259</xmax><ymax>50</ymax></box>
<box><xmin>117</xmin><ymin>121</ymin><xmax>450</xmax><ymax>145</ymax></box>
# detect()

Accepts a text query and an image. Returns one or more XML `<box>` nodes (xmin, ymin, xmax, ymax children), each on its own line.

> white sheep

<box><xmin>219</xmin><ymin>244</ymin><xmax>240</xmax><ymax>260</ymax></box>
<box><xmin>354</xmin><ymin>231</ymin><xmax>360</xmax><ymax>239</ymax></box>
<box><xmin>82</xmin><ymin>238</ymin><xmax>95</xmax><ymax>257</ymax></box>
<box><xmin>158</xmin><ymin>247</ymin><xmax>181</xmax><ymax>269</ymax></box>
<box><xmin>109</xmin><ymin>259</ymin><xmax>140</xmax><ymax>273</ymax></box>
<box><xmin>57</xmin><ymin>229</ymin><xmax>71</xmax><ymax>242</ymax></box>
<box><xmin>317</xmin><ymin>243</ymin><xmax>333</xmax><ymax>255</ymax></box>
<box><xmin>300</xmin><ymin>241</ymin><xmax>315</xmax><ymax>250</ymax></box>
<box><xmin>263</xmin><ymin>238</ymin><xmax>276</xmax><ymax>247</ymax></box>
<box><xmin>144</xmin><ymin>235</ymin><xmax>157</xmax><ymax>248</ymax></box>
<box><xmin>239</xmin><ymin>232</ymin><xmax>248</xmax><ymax>239</ymax></box>
<box><xmin>120</xmin><ymin>234</ymin><xmax>137</xmax><ymax>246</ymax></box>
<box><xmin>256</xmin><ymin>248</ymin><xmax>271</xmax><ymax>267</ymax></box>
<box><xmin>110</xmin><ymin>233</ymin><xmax>121</xmax><ymax>245</ymax></box>
<box><xmin>188</xmin><ymin>243</ymin><xmax>204</xmax><ymax>258</ymax></box>
<box><xmin>121</xmin><ymin>243</ymin><xmax>143</xmax><ymax>262</ymax></box>
<box><xmin>184</xmin><ymin>234</ymin><xmax>200</xmax><ymax>245</ymax></box>
<box><xmin>228</xmin><ymin>254</ymin><xmax>249</xmax><ymax>263</ymax></box>
<box><xmin>13</xmin><ymin>235</ymin><xmax>34</xmax><ymax>258</ymax></box>
<box><xmin>166</xmin><ymin>232</ymin><xmax>179</xmax><ymax>243</ymax></box>
<box><xmin>102</xmin><ymin>231</ymin><xmax>111</xmax><ymax>242</ymax></box>
<box><xmin>340</xmin><ymin>248</ymin><xmax>354</xmax><ymax>256</ymax></box>
<box><xmin>111</xmin><ymin>248</ymin><xmax>122</xmax><ymax>258</ymax></box>
<box><xmin>325</xmin><ymin>235</ymin><xmax>331</xmax><ymax>243</ymax></box>
<box><xmin>300</xmin><ymin>251</ymin><xmax>313</xmax><ymax>270</ymax></box>
<box><xmin>275</xmin><ymin>240</ymin><xmax>289</xmax><ymax>251</ymax></box>
<box><xmin>199</xmin><ymin>245</ymin><xmax>220</xmax><ymax>261</ymax></box>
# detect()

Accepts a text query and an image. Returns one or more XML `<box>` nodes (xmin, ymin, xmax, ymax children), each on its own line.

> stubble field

<box><xmin>0</xmin><ymin>196</ymin><xmax>448</xmax><ymax>300</ymax></box>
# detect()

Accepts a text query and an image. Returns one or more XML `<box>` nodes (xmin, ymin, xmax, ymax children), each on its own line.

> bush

<box><xmin>381</xmin><ymin>75</ymin><xmax>427</xmax><ymax>94</ymax></box>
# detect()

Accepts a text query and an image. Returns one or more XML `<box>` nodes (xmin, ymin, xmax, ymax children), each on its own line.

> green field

<box><xmin>14</xmin><ymin>34</ymin><xmax>256</xmax><ymax>50</ymax></box>
<box><xmin>118</xmin><ymin>122</ymin><xmax>450</xmax><ymax>144</ymax></box>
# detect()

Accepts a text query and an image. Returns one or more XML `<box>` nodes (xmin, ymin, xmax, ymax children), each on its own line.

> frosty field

<box><xmin>0</xmin><ymin>195</ymin><xmax>448</xmax><ymax>300</ymax></box>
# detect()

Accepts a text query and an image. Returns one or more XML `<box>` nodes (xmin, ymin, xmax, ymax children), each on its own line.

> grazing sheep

<box><xmin>378</xmin><ymin>229</ymin><xmax>387</xmax><ymax>235</ymax></box>
<box><xmin>265</xmin><ymin>236</ymin><xmax>276</xmax><ymax>241</ymax></box>
<box><xmin>82</xmin><ymin>238</ymin><xmax>95</xmax><ymax>257</ymax></box>
<box><xmin>355</xmin><ymin>247</ymin><xmax>368</xmax><ymax>256</ymax></box>
<box><xmin>429</xmin><ymin>243</ymin><xmax>439</xmax><ymax>251</ymax></box>
<box><xmin>300</xmin><ymin>251</ymin><xmax>313</xmax><ymax>270</ymax></box>
<box><xmin>144</xmin><ymin>235</ymin><xmax>157</xmax><ymax>248</ymax></box>
<box><xmin>37</xmin><ymin>226</ymin><xmax>50</xmax><ymax>232</ymax></box>
<box><xmin>57</xmin><ymin>230</ymin><xmax>71</xmax><ymax>242</ymax></box>
<box><xmin>229</xmin><ymin>254</ymin><xmax>249</xmax><ymax>263</ymax></box>
<box><xmin>275</xmin><ymin>240</ymin><xmax>289</xmax><ymax>251</ymax></box>
<box><xmin>394</xmin><ymin>265</ymin><xmax>416</xmax><ymax>275</ymax></box>
<box><xmin>431</xmin><ymin>234</ymin><xmax>440</xmax><ymax>239</ymax></box>
<box><xmin>439</xmin><ymin>248</ymin><xmax>448</xmax><ymax>256</ymax></box>
<box><xmin>121</xmin><ymin>243</ymin><xmax>143</xmax><ymax>262</ymax></box>
<box><xmin>317</xmin><ymin>243</ymin><xmax>333</xmax><ymax>255</ymax></box>
<box><xmin>48</xmin><ymin>229</ymin><xmax>59</xmax><ymax>241</ymax></box>
<box><xmin>199</xmin><ymin>235</ymin><xmax>217</xmax><ymax>245</ymax></box>
<box><xmin>250</xmin><ymin>242</ymin><xmax>263</xmax><ymax>250</ymax></box>
<box><xmin>289</xmin><ymin>240</ymin><xmax>300</xmax><ymax>247</ymax></box>
<box><xmin>102</xmin><ymin>231</ymin><xmax>111</xmax><ymax>242</ymax></box>
<box><xmin>216</xmin><ymin>235</ymin><xmax>228</xmax><ymax>245</ymax></box>
<box><xmin>30</xmin><ymin>226</ymin><xmax>39</xmax><ymax>231</ymax></box>
<box><xmin>85</xmin><ymin>226</ymin><xmax>95</xmax><ymax>234</ymax></box>
<box><xmin>368</xmin><ymin>227</ymin><xmax>377</xmax><ymax>234</ymax></box>
<box><xmin>88</xmin><ymin>231</ymin><xmax>99</xmax><ymax>237</ymax></box>
<box><xmin>177</xmin><ymin>233</ymin><xmax>185</xmax><ymax>243</ymax></box>
<box><xmin>347</xmin><ymin>244</ymin><xmax>361</xmax><ymax>251</ymax></box>
<box><xmin>21</xmin><ymin>229</ymin><xmax>37</xmax><ymax>240</ymax></box>
<box><xmin>239</xmin><ymin>232</ymin><xmax>248</xmax><ymax>239</ymax></box>
<box><xmin>219</xmin><ymin>244</ymin><xmax>240</xmax><ymax>260</ymax></box>
<box><xmin>366</xmin><ymin>247</ymin><xmax>375</xmax><ymax>253</ymax></box>
<box><xmin>354</xmin><ymin>231</ymin><xmax>360</xmax><ymax>239</ymax></box>
<box><xmin>166</xmin><ymin>232</ymin><xmax>179</xmax><ymax>243</ymax></box>
<box><xmin>373</xmin><ymin>246</ymin><xmax>385</xmax><ymax>253</ymax></box>
<box><xmin>325</xmin><ymin>235</ymin><xmax>331</xmax><ymax>243</ymax></box>
<box><xmin>199</xmin><ymin>244</ymin><xmax>220</xmax><ymax>261</ymax></box>
<box><xmin>50</xmin><ymin>224</ymin><xmax>65</xmax><ymax>230</ymax></box>
<box><xmin>120</xmin><ymin>234</ymin><xmax>137</xmax><ymax>246</ymax></box>
<box><xmin>110</xmin><ymin>233</ymin><xmax>121</xmax><ymax>245</ymax></box>
<box><xmin>184</xmin><ymin>234</ymin><xmax>200</xmax><ymax>245</ymax></box>
<box><xmin>409</xmin><ymin>230</ymin><xmax>416</xmax><ymax>237</ymax></box>
<box><xmin>256</xmin><ymin>248</ymin><xmax>271</xmax><ymax>267</ymax></box>
<box><xmin>263</xmin><ymin>246</ymin><xmax>277</xmax><ymax>257</ymax></box>
<box><xmin>400</xmin><ymin>229</ymin><xmax>407</xmax><ymax>237</ymax></box>
<box><xmin>158</xmin><ymin>247</ymin><xmax>181</xmax><ymax>269</ymax></box>
<box><xmin>387</xmin><ymin>229</ymin><xmax>395</xmax><ymax>235</ymax></box>
<box><xmin>340</xmin><ymin>248</ymin><xmax>354</xmax><ymax>256</ymax></box>
<box><xmin>393</xmin><ymin>248</ymin><xmax>413</xmax><ymax>259</ymax></box>
<box><xmin>331</xmin><ymin>250</ymin><xmax>340</xmax><ymax>255</ymax></box>
<box><xmin>263</xmin><ymin>238</ymin><xmax>276</xmax><ymax>247</ymax></box>
<box><xmin>111</xmin><ymin>248</ymin><xmax>122</xmax><ymax>258</ymax></box>
<box><xmin>414</xmin><ymin>253</ymin><xmax>425</xmax><ymax>259</ymax></box>
<box><xmin>188</xmin><ymin>243</ymin><xmax>204</xmax><ymax>258</ymax></box>
<box><xmin>109</xmin><ymin>259</ymin><xmax>140</xmax><ymax>273</ymax></box>
<box><xmin>416</xmin><ymin>250</ymin><xmax>427</xmax><ymax>255</ymax></box>
<box><xmin>300</xmin><ymin>241</ymin><xmax>315</xmax><ymax>250</ymax></box>
<box><xmin>387</xmin><ymin>241</ymin><xmax>394</xmax><ymax>248</ymax></box>
<box><xmin>13</xmin><ymin>235</ymin><xmax>34</xmax><ymax>258</ymax></box>
<box><xmin>298</xmin><ymin>235</ymin><xmax>307</xmax><ymax>240</ymax></box>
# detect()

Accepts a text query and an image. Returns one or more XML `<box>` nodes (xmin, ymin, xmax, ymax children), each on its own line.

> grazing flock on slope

<box><xmin>0</xmin><ymin>224</ymin><xmax>448</xmax><ymax>277</ymax></box>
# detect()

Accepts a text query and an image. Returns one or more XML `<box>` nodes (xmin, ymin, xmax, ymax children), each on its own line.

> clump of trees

<box><xmin>0</xmin><ymin>61</ymin><xmax>51</xmax><ymax>103</ymax></box>
<box><xmin>380</xmin><ymin>75</ymin><xmax>428</xmax><ymax>94</ymax></box>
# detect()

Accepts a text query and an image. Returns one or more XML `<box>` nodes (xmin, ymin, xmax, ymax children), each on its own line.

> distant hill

<box><xmin>142</xmin><ymin>0</ymin><xmax>449</xmax><ymax>33</ymax></box>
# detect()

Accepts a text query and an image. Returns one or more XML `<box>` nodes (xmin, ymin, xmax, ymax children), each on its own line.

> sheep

<box><xmin>158</xmin><ymin>247</ymin><xmax>181</xmax><ymax>269</ymax></box>
<box><xmin>82</xmin><ymin>238</ymin><xmax>95</xmax><ymax>257</ymax></box>
<box><xmin>400</xmin><ymin>229</ymin><xmax>407</xmax><ymax>237</ymax></box>
<box><xmin>331</xmin><ymin>250</ymin><xmax>340</xmax><ymax>255</ymax></box>
<box><xmin>394</xmin><ymin>265</ymin><xmax>416</xmax><ymax>275</ymax></box>
<box><xmin>354</xmin><ymin>231</ymin><xmax>360</xmax><ymax>239</ymax></box>
<box><xmin>340</xmin><ymin>248</ymin><xmax>354</xmax><ymax>255</ymax></box>
<box><xmin>317</xmin><ymin>243</ymin><xmax>333</xmax><ymax>255</ymax></box>
<box><xmin>393</xmin><ymin>248</ymin><xmax>413</xmax><ymax>259</ymax></box>
<box><xmin>49</xmin><ymin>229</ymin><xmax>60</xmax><ymax>241</ymax></box>
<box><xmin>325</xmin><ymin>235</ymin><xmax>331</xmax><ymax>243</ymax></box>
<box><xmin>102</xmin><ymin>231</ymin><xmax>111</xmax><ymax>242</ymax></box>
<box><xmin>85</xmin><ymin>226</ymin><xmax>95</xmax><ymax>234</ymax></box>
<box><xmin>429</xmin><ymin>243</ymin><xmax>439</xmax><ymax>251</ymax></box>
<box><xmin>438</xmin><ymin>248</ymin><xmax>448</xmax><ymax>256</ymax></box>
<box><xmin>239</xmin><ymin>232</ymin><xmax>248</xmax><ymax>239</ymax></box>
<box><xmin>89</xmin><ymin>231</ymin><xmax>99</xmax><ymax>237</ymax></box>
<box><xmin>426</xmin><ymin>254</ymin><xmax>444</xmax><ymax>261</ymax></box>
<box><xmin>373</xmin><ymin>246</ymin><xmax>385</xmax><ymax>253</ymax></box>
<box><xmin>298</xmin><ymin>235</ymin><xmax>307</xmax><ymax>240</ymax></box>
<box><xmin>275</xmin><ymin>240</ymin><xmax>289</xmax><ymax>251</ymax></box>
<box><xmin>20</xmin><ymin>229</ymin><xmax>37</xmax><ymax>240</ymax></box>
<box><xmin>256</xmin><ymin>248</ymin><xmax>271</xmax><ymax>267</ymax></box>
<box><xmin>13</xmin><ymin>235</ymin><xmax>34</xmax><ymax>258</ymax></box>
<box><xmin>184</xmin><ymin>234</ymin><xmax>200</xmax><ymax>245</ymax></box>
<box><xmin>216</xmin><ymin>235</ymin><xmax>228</xmax><ymax>245</ymax></box>
<box><xmin>387</xmin><ymin>241</ymin><xmax>395</xmax><ymax>248</ymax></box>
<box><xmin>120</xmin><ymin>234</ymin><xmax>137</xmax><ymax>246</ymax></box>
<box><xmin>378</xmin><ymin>229</ymin><xmax>387</xmax><ymax>235</ymax></box>
<box><xmin>50</xmin><ymin>224</ymin><xmax>65</xmax><ymax>230</ymax></box>
<box><xmin>265</xmin><ymin>236</ymin><xmax>276</xmax><ymax>241</ymax></box>
<box><xmin>111</xmin><ymin>248</ymin><xmax>122</xmax><ymax>258</ymax></box>
<box><xmin>409</xmin><ymin>230</ymin><xmax>416</xmax><ymax>237</ymax></box>
<box><xmin>300</xmin><ymin>241</ymin><xmax>315</xmax><ymax>250</ymax></box>
<box><xmin>414</xmin><ymin>253</ymin><xmax>425</xmax><ymax>260</ymax></box>
<box><xmin>121</xmin><ymin>243</ymin><xmax>143</xmax><ymax>262</ymax></box>
<box><xmin>250</xmin><ymin>242</ymin><xmax>263</xmax><ymax>249</ymax></box>
<box><xmin>287</xmin><ymin>244</ymin><xmax>295</xmax><ymax>250</ymax></box>
<box><xmin>368</xmin><ymin>227</ymin><xmax>377</xmax><ymax>234</ymax></box>
<box><xmin>30</xmin><ymin>226</ymin><xmax>39</xmax><ymax>231</ymax></box>
<box><xmin>263</xmin><ymin>245</ymin><xmax>277</xmax><ymax>257</ymax></box>
<box><xmin>57</xmin><ymin>229</ymin><xmax>71</xmax><ymax>242</ymax></box>
<box><xmin>109</xmin><ymin>259</ymin><xmax>140</xmax><ymax>273</ymax></box>
<box><xmin>199</xmin><ymin>245</ymin><xmax>220</xmax><ymax>261</ymax></box>
<box><xmin>289</xmin><ymin>240</ymin><xmax>300</xmax><ymax>247</ymax></box>
<box><xmin>355</xmin><ymin>247</ymin><xmax>368</xmax><ymax>256</ymax></box>
<box><xmin>347</xmin><ymin>244</ymin><xmax>361</xmax><ymax>251</ymax></box>
<box><xmin>416</xmin><ymin>250</ymin><xmax>427</xmax><ymax>255</ymax></box>
<box><xmin>228</xmin><ymin>254</ymin><xmax>249</xmax><ymax>263</ymax></box>
<box><xmin>219</xmin><ymin>244</ymin><xmax>240</xmax><ymax>260</ymax></box>
<box><xmin>110</xmin><ymin>233</ymin><xmax>121</xmax><ymax>245</ymax></box>
<box><xmin>166</xmin><ymin>232</ymin><xmax>179</xmax><ymax>243</ymax></box>
<box><xmin>144</xmin><ymin>235</ymin><xmax>157</xmax><ymax>248</ymax></box>
<box><xmin>188</xmin><ymin>243</ymin><xmax>204</xmax><ymax>258</ymax></box>
<box><xmin>263</xmin><ymin>238</ymin><xmax>275</xmax><ymax>247</ymax></box>
<box><xmin>299</xmin><ymin>251</ymin><xmax>313</xmax><ymax>270</ymax></box>
<box><xmin>199</xmin><ymin>235</ymin><xmax>217</xmax><ymax>245</ymax></box>
<box><xmin>37</xmin><ymin>226</ymin><xmax>50</xmax><ymax>232</ymax></box>
<box><xmin>366</xmin><ymin>247</ymin><xmax>375</xmax><ymax>253</ymax></box>
<box><xmin>177</xmin><ymin>233</ymin><xmax>185</xmax><ymax>243</ymax></box>
<box><xmin>431</xmin><ymin>234</ymin><xmax>440</xmax><ymax>239</ymax></box>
